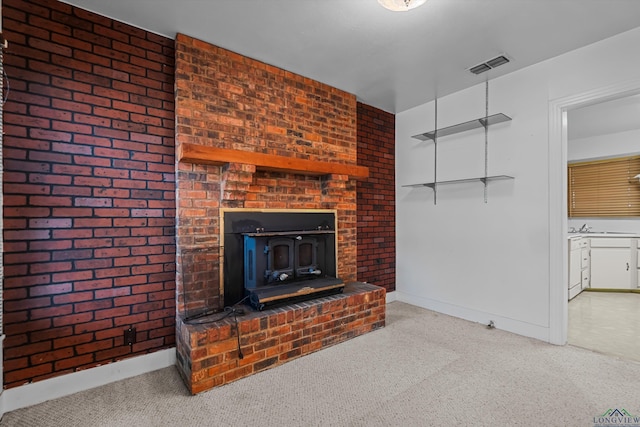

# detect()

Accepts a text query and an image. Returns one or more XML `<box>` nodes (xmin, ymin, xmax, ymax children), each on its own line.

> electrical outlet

<box><xmin>124</xmin><ymin>327</ymin><xmax>136</xmax><ymax>345</ymax></box>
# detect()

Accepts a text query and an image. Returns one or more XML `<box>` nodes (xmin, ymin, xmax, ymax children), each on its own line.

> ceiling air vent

<box><xmin>469</xmin><ymin>55</ymin><xmax>510</xmax><ymax>75</ymax></box>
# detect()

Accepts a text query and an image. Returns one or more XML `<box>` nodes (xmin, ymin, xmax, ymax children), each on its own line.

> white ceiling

<box><xmin>62</xmin><ymin>0</ymin><xmax>640</xmax><ymax>114</ymax></box>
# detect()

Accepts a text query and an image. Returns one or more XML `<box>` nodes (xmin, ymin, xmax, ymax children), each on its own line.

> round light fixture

<box><xmin>377</xmin><ymin>0</ymin><xmax>427</xmax><ymax>12</ymax></box>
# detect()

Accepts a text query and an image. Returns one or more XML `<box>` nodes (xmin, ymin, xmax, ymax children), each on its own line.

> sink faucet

<box><xmin>578</xmin><ymin>223</ymin><xmax>591</xmax><ymax>233</ymax></box>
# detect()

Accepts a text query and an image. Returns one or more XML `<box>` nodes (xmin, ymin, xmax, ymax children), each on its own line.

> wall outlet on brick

<box><xmin>124</xmin><ymin>327</ymin><xmax>136</xmax><ymax>346</ymax></box>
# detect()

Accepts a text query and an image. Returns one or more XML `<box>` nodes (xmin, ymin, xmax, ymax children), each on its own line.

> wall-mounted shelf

<box><xmin>412</xmin><ymin>113</ymin><xmax>511</xmax><ymax>141</ymax></box>
<box><xmin>404</xmin><ymin>81</ymin><xmax>513</xmax><ymax>204</ymax></box>
<box><xmin>402</xmin><ymin>175</ymin><xmax>514</xmax><ymax>189</ymax></box>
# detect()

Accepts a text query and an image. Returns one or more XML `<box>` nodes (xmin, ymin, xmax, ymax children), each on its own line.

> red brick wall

<box><xmin>175</xmin><ymin>34</ymin><xmax>358</xmax><ymax>314</ymax></box>
<box><xmin>2</xmin><ymin>0</ymin><xmax>176</xmax><ymax>389</ymax></box>
<box><xmin>357</xmin><ymin>103</ymin><xmax>396</xmax><ymax>292</ymax></box>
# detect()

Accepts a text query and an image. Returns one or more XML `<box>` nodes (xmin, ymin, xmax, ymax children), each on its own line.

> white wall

<box><xmin>567</xmin><ymin>128</ymin><xmax>640</xmax><ymax>233</ymax></box>
<box><xmin>396</xmin><ymin>26</ymin><xmax>640</xmax><ymax>342</ymax></box>
<box><xmin>568</xmin><ymin>128</ymin><xmax>640</xmax><ymax>161</ymax></box>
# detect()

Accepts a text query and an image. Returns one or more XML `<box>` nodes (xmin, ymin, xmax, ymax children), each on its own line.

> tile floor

<box><xmin>568</xmin><ymin>291</ymin><xmax>640</xmax><ymax>363</ymax></box>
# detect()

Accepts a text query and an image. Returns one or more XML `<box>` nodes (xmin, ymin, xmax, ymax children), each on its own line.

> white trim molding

<box><xmin>547</xmin><ymin>78</ymin><xmax>640</xmax><ymax>346</ymax></box>
<box><xmin>395</xmin><ymin>291</ymin><xmax>550</xmax><ymax>342</ymax></box>
<box><xmin>385</xmin><ymin>290</ymin><xmax>397</xmax><ymax>304</ymax></box>
<box><xmin>0</xmin><ymin>348</ymin><xmax>176</xmax><ymax>416</ymax></box>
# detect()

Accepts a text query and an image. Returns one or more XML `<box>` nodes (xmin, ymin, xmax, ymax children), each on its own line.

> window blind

<box><xmin>568</xmin><ymin>155</ymin><xmax>640</xmax><ymax>217</ymax></box>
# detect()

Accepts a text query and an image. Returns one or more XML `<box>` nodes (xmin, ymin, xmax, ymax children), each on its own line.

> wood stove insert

<box><xmin>224</xmin><ymin>210</ymin><xmax>343</xmax><ymax>310</ymax></box>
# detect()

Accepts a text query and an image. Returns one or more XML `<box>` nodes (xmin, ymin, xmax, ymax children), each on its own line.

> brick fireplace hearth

<box><xmin>176</xmin><ymin>283</ymin><xmax>385</xmax><ymax>394</ymax></box>
<box><xmin>174</xmin><ymin>34</ymin><xmax>385</xmax><ymax>393</ymax></box>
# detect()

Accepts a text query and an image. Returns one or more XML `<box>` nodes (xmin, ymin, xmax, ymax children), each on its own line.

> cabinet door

<box><xmin>590</xmin><ymin>247</ymin><xmax>631</xmax><ymax>289</ymax></box>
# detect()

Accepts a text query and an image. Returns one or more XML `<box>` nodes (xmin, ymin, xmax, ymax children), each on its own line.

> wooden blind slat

<box><xmin>568</xmin><ymin>155</ymin><xmax>640</xmax><ymax>217</ymax></box>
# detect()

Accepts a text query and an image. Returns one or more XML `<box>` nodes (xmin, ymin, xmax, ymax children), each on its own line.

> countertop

<box><xmin>568</xmin><ymin>232</ymin><xmax>640</xmax><ymax>239</ymax></box>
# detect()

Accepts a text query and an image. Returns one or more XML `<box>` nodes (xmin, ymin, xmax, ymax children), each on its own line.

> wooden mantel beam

<box><xmin>177</xmin><ymin>143</ymin><xmax>369</xmax><ymax>179</ymax></box>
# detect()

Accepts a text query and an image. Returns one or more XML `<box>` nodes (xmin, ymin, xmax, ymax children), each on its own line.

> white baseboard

<box><xmin>395</xmin><ymin>291</ymin><xmax>550</xmax><ymax>343</ymax></box>
<box><xmin>0</xmin><ymin>348</ymin><xmax>176</xmax><ymax>415</ymax></box>
<box><xmin>385</xmin><ymin>290</ymin><xmax>397</xmax><ymax>303</ymax></box>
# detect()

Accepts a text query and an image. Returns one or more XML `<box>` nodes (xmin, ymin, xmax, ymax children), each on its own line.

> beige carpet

<box><xmin>2</xmin><ymin>301</ymin><xmax>639</xmax><ymax>426</ymax></box>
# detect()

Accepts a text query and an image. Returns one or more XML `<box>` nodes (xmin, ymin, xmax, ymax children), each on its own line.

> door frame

<box><xmin>548</xmin><ymin>78</ymin><xmax>640</xmax><ymax>345</ymax></box>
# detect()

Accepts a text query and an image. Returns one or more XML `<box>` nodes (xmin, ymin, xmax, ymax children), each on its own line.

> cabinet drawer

<box><xmin>581</xmin><ymin>269</ymin><xmax>590</xmax><ymax>289</ymax></box>
<box><xmin>579</xmin><ymin>239</ymin><xmax>589</xmax><ymax>248</ymax></box>
<box><xmin>581</xmin><ymin>248</ymin><xmax>589</xmax><ymax>268</ymax></box>
<box><xmin>569</xmin><ymin>238</ymin><xmax>581</xmax><ymax>250</ymax></box>
<box><xmin>590</xmin><ymin>238</ymin><xmax>631</xmax><ymax>248</ymax></box>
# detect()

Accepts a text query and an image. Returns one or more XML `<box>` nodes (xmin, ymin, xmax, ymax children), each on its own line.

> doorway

<box><xmin>548</xmin><ymin>78</ymin><xmax>640</xmax><ymax>347</ymax></box>
<box><xmin>565</xmin><ymin>94</ymin><xmax>640</xmax><ymax>361</ymax></box>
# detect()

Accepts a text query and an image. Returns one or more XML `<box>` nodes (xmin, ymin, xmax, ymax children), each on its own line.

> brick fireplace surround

<box><xmin>2</xmin><ymin>0</ymin><xmax>395</xmax><ymax>392</ymax></box>
<box><xmin>174</xmin><ymin>34</ymin><xmax>387</xmax><ymax>393</ymax></box>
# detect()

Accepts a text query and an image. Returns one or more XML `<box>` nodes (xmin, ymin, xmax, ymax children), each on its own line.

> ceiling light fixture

<box><xmin>377</xmin><ymin>0</ymin><xmax>427</xmax><ymax>12</ymax></box>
